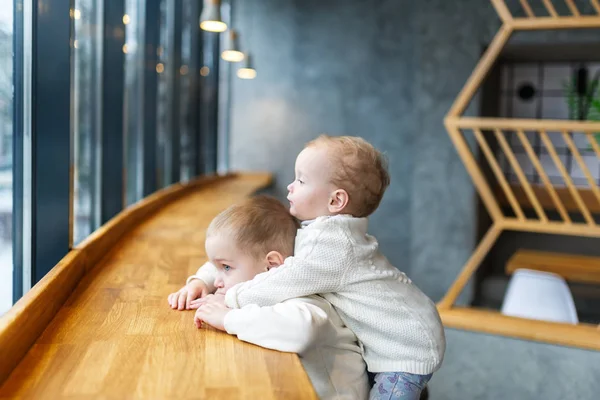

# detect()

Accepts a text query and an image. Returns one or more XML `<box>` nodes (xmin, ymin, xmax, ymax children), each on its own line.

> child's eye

<box><xmin>297</xmin><ymin>179</ymin><xmax>304</xmax><ymax>184</ymax></box>
<box><xmin>223</xmin><ymin>265</ymin><xmax>231</xmax><ymax>271</ymax></box>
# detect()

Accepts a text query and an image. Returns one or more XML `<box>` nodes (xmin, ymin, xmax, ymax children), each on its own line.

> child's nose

<box><xmin>214</xmin><ymin>277</ymin><xmax>224</xmax><ymax>288</ymax></box>
<box><xmin>287</xmin><ymin>182</ymin><xmax>293</xmax><ymax>192</ymax></box>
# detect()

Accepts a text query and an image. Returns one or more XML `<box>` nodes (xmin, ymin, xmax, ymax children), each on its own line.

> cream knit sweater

<box><xmin>222</xmin><ymin>215</ymin><xmax>446</xmax><ymax>374</ymax></box>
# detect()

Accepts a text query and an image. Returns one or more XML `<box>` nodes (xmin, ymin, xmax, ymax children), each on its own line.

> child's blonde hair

<box><xmin>206</xmin><ymin>195</ymin><xmax>300</xmax><ymax>260</ymax></box>
<box><xmin>307</xmin><ymin>135</ymin><xmax>390</xmax><ymax>218</ymax></box>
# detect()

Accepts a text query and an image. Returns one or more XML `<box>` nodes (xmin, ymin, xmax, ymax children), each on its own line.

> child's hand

<box><xmin>167</xmin><ymin>279</ymin><xmax>210</xmax><ymax>310</ymax></box>
<box><xmin>189</xmin><ymin>293</ymin><xmax>225</xmax><ymax>309</ymax></box>
<box><xmin>194</xmin><ymin>302</ymin><xmax>231</xmax><ymax>331</ymax></box>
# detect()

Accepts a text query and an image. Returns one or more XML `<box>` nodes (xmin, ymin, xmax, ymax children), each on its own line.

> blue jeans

<box><xmin>369</xmin><ymin>372</ymin><xmax>432</xmax><ymax>400</ymax></box>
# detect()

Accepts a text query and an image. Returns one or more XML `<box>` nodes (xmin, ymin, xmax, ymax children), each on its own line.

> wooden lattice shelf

<box><xmin>440</xmin><ymin>0</ymin><xmax>600</xmax><ymax>350</ymax></box>
<box><xmin>500</xmin><ymin>0</ymin><xmax>600</xmax><ymax>29</ymax></box>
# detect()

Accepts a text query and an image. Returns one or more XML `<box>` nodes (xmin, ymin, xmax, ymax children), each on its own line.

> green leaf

<box><xmin>591</xmin><ymin>98</ymin><xmax>600</xmax><ymax>114</ymax></box>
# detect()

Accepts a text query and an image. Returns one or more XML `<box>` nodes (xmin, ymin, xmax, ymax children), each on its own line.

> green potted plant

<box><xmin>563</xmin><ymin>68</ymin><xmax>600</xmax><ymax>147</ymax></box>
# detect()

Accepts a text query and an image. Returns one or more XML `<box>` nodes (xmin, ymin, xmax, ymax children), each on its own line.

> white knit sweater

<box><xmin>222</xmin><ymin>215</ymin><xmax>446</xmax><ymax>374</ymax></box>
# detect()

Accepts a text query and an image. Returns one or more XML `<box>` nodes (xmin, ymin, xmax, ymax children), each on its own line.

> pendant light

<box><xmin>200</xmin><ymin>0</ymin><xmax>227</xmax><ymax>33</ymax></box>
<box><xmin>235</xmin><ymin>0</ymin><xmax>256</xmax><ymax>79</ymax></box>
<box><xmin>237</xmin><ymin>53</ymin><xmax>256</xmax><ymax>79</ymax></box>
<box><xmin>221</xmin><ymin>29</ymin><xmax>244</xmax><ymax>62</ymax></box>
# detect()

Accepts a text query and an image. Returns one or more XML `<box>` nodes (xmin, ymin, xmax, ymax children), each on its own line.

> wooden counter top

<box><xmin>0</xmin><ymin>174</ymin><xmax>317</xmax><ymax>399</ymax></box>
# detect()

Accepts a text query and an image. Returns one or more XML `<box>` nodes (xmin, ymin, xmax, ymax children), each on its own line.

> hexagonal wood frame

<box><xmin>439</xmin><ymin>0</ymin><xmax>600</xmax><ymax>350</ymax></box>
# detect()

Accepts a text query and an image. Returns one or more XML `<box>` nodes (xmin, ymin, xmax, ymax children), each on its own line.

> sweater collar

<box><xmin>301</xmin><ymin>214</ymin><xmax>369</xmax><ymax>233</ymax></box>
<box><xmin>301</xmin><ymin>219</ymin><xmax>316</xmax><ymax>228</ymax></box>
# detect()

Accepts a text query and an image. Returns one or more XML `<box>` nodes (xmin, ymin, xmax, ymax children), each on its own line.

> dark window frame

<box><xmin>9</xmin><ymin>0</ymin><xmax>221</xmax><ymax>305</ymax></box>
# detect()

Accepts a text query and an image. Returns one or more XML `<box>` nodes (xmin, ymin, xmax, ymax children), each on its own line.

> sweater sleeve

<box><xmin>223</xmin><ymin>298</ymin><xmax>332</xmax><ymax>354</ymax></box>
<box><xmin>186</xmin><ymin>261</ymin><xmax>217</xmax><ymax>293</ymax></box>
<box><xmin>225</xmin><ymin>224</ymin><xmax>352</xmax><ymax>309</ymax></box>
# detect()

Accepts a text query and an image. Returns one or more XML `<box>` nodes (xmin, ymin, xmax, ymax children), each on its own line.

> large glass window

<box><xmin>124</xmin><ymin>0</ymin><xmax>145</xmax><ymax>206</ymax></box>
<box><xmin>0</xmin><ymin>2</ymin><xmax>13</xmax><ymax>314</ymax></box>
<box><xmin>72</xmin><ymin>0</ymin><xmax>103</xmax><ymax>245</ymax></box>
<box><xmin>0</xmin><ymin>0</ymin><xmax>220</xmax><ymax>315</ymax></box>
<box><xmin>179</xmin><ymin>0</ymin><xmax>194</xmax><ymax>182</ymax></box>
<box><xmin>200</xmin><ymin>30</ymin><xmax>219</xmax><ymax>174</ymax></box>
<box><xmin>156</xmin><ymin>0</ymin><xmax>172</xmax><ymax>188</ymax></box>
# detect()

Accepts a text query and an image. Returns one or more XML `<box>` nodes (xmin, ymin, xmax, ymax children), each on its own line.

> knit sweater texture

<box><xmin>223</xmin><ymin>215</ymin><xmax>446</xmax><ymax>374</ymax></box>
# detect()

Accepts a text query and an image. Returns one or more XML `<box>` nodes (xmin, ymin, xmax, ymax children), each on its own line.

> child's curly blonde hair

<box><xmin>307</xmin><ymin>135</ymin><xmax>390</xmax><ymax>218</ymax></box>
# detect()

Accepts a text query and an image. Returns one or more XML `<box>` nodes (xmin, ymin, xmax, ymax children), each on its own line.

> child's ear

<box><xmin>265</xmin><ymin>251</ymin><xmax>285</xmax><ymax>270</ymax></box>
<box><xmin>328</xmin><ymin>189</ymin><xmax>349</xmax><ymax>214</ymax></box>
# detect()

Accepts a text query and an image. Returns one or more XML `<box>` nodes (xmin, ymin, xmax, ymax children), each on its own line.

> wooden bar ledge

<box><xmin>0</xmin><ymin>173</ymin><xmax>317</xmax><ymax>399</ymax></box>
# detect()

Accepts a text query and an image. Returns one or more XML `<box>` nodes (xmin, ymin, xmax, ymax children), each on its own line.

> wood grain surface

<box><xmin>0</xmin><ymin>173</ymin><xmax>317</xmax><ymax>399</ymax></box>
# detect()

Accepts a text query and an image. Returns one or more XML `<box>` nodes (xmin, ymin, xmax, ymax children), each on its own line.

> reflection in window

<box><xmin>179</xmin><ymin>0</ymin><xmax>195</xmax><ymax>182</ymax></box>
<box><xmin>156</xmin><ymin>0</ymin><xmax>171</xmax><ymax>188</ymax></box>
<box><xmin>200</xmin><ymin>30</ymin><xmax>219</xmax><ymax>174</ymax></box>
<box><xmin>124</xmin><ymin>0</ymin><xmax>145</xmax><ymax>205</ymax></box>
<box><xmin>72</xmin><ymin>1</ymin><xmax>103</xmax><ymax>245</ymax></box>
<box><xmin>0</xmin><ymin>2</ymin><xmax>13</xmax><ymax>314</ymax></box>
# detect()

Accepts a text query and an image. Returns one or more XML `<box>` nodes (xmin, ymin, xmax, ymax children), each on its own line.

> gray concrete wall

<box><xmin>230</xmin><ymin>0</ymin><xmax>461</xmax><ymax>299</ymax></box>
<box><xmin>430</xmin><ymin>329</ymin><xmax>600</xmax><ymax>400</ymax></box>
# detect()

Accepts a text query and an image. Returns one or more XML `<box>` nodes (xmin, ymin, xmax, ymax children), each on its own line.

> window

<box><xmin>156</xmin><ymin>0</ymin><xmax>172</xmax><ymax>189</ymax></box>
<box><xmin>179</xmin><ymin>0</ymin><xmax>196</xmax><ymax>182</ymax></box>
<box><xmin>72</xmin><ymin>0</ymin><xmax>103</xmax><ymax>245</ymax></box>
<box><xmin>124</xmin><ymin>0</ymin><xmax>145</xmax><ymax>206</ymax></box>
<box><xmin>0</xmin><ymin>0</ymin><xmax>220</xmax><ymax>315</ymax></box>
<box><xmin>0</xmin><ymin>2</ymin><xmax>13</xmax><ymax>314</ymax></box>
<box><xmin>200</xmin><ymin>31</ymin><xmax>220</xmax><ymax>174</ymax></box>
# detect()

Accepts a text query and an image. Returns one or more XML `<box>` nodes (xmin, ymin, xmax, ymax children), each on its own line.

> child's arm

<box><xmin>225</xmin><ymin>226</ymin><xmax>352</xmax><ymax>309</ymax></box>
<box><xmin>224</xmin><ymin>299</ymin><xmax>330</xmax><ymax>353</ymax></box>
<box><xmin>167</xmin><ymin>261</ymin><xmax>217</xmax><ymax>310</ymax></box>
<box><xmin>224</xmin><ymin>298</ymin><xmax>334</xmax><ymax>354</ymax></box>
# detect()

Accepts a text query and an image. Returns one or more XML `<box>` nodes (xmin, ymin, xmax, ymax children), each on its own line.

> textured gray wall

<box><xmin>410</xmin><ymin>1</ymin><xmax>497</xmax><ymax>303</ymax></box>
<box><xmin>228</xmin><ymin>1</ymin><xmax>600</xmax><ymax>398</ymax></box>
<box><xmin>430</xmin><ymin>329</ymin><xmax>600</xmax><ymax>400</ymax></box>
<box><xmin>231</xmin><ymin>0</ymin><xmax>429</xmax><ymax>295</ymax></box>
<box><xmin>230</xmin><ymin>0</ymin><xmax>502</xmax><ymax>301</ymax></box>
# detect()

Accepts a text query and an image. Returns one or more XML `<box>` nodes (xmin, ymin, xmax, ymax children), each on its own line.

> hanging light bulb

<box><xmin>200</xmin><ymin>0</ymin><xmax>227</xmax><ymax>32</ymax></box>
<box><xmin>221</xmin><ymin>29</ymin><xmax>244</xmax><ymax>62</ymax></box>
<box><xmin>237</xmin><ymin>53</ymin><xmax>256</xmax><ymax>79</ymax></box>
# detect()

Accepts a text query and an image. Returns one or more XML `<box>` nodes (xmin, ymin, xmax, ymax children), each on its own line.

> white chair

<box><xmin>501</xmin><ymin>268</ymin><xmax>579</xmax><ymax>324</ymax></box>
